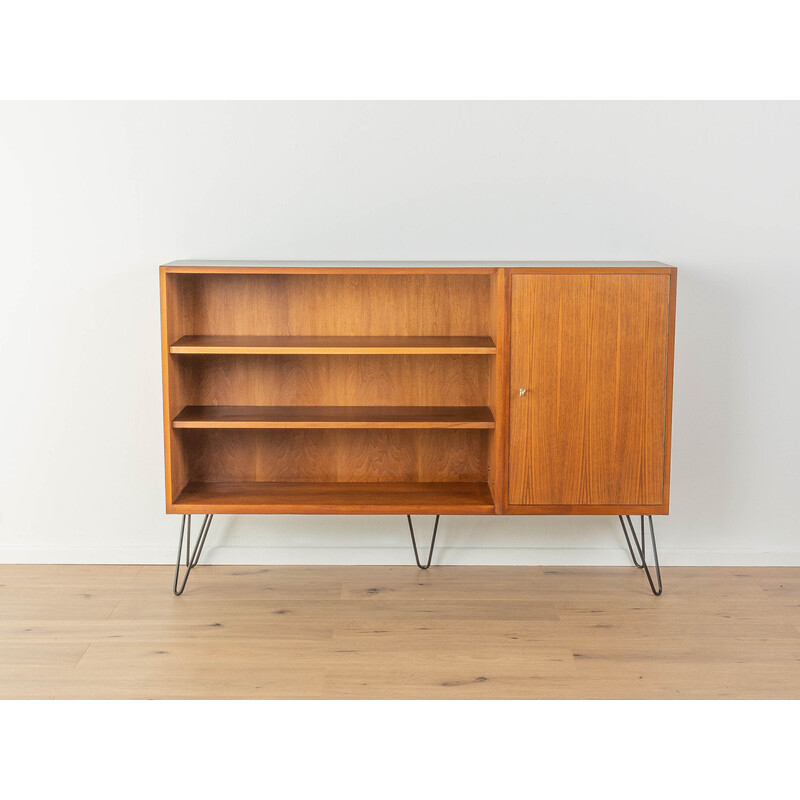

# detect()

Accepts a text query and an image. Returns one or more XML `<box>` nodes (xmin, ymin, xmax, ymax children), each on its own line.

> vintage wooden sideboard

<box><xmin>160</xmin><ymin>261</ymin><xmax>676</xmax><ymax>595</ymax></box>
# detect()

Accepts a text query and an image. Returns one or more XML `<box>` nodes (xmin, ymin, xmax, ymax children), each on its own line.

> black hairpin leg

<box><xmin>407</xmin><ymin>515</ymin><xmax>440</xmax><ymax>570</ymax></box>
<box><xmin>173</xmin><ymin>514</ymin><xmax>214</xmax><ymax>595</ymax></box>
<box><xmin>618</xmin><ymin>515</ymin><xmax>662</xmax><ymax>596</ymax></box>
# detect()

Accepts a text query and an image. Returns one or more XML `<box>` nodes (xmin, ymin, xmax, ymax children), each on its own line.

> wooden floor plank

<box><xmin>0</xmin><ymin>618</ymin><xmax>335</xmax><ymax>644</ymax></box>
<box><xmin>0</xmin><ymin>642</ymin><xmax>90</xmax><ymax>668</ymax></box>
<box><xmin>0</xmin><ymin>565</ymin><xmax>142</xmax><ymax>585</ymax></box>
<box><xmin>320</xmin><ymin>648</ymin><xmax>578</xmax><ymax>699</ymax></box>
<box><xmin>2</xmin><ymin>565</ymin><xmax>800</xmax><ymax>699</ymax></box>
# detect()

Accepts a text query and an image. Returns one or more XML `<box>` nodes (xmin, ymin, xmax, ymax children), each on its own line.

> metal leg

<box><xmin>406</xmin><ymin>515</ymin><xmax>440</xmax><ymax>570</ymax></box>
<box><xmin>618</xmin><ymin>515</ymin><xmax>662</xmax><ymax>596</ymax></box>
<box><xmin>173</xmin><ymin>514</ymin><xmax>214</xmax><ymax>596</ymax></box>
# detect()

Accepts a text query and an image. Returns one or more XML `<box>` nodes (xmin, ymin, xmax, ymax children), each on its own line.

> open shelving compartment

<box><xmin>161</xmin><ymin>267</ymin><xmax>504</xmax><ymax>515</ymax></box>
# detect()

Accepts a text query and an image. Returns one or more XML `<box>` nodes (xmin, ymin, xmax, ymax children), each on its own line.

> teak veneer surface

<box><xmin>161</xmin><ymin>268</ymin><xmax>500</xmax><ymax>508</ymax></box>
<box><xmin>181</xmin><ymin>428</ymin><xmax>489</xmax><ymax>484</ymax></box>
<box><xmin>176</xmin><ymin>354</ymin><xmax>491</xmax><ymax>408</ymax></box>
<box><xmin>173</xmin><ymin>481</ymin><xmax>495</xmax><ymax>514</ymax></box>
<box><xmin>171</xmin><ymin>273</ymin><xmax>493</xmax><ymax>338</ymax></box>
<box><xmin>172</xmin><ymin>405</ymin><xmax>496</xmax><ymax>429</ymax></box>
<box><xmin>509</xmin><ymin>274</ymin><xmax>671</xmax><ymax>507</ymax></box>
<box><xmin>163</xmin><ymin>259</ymin><xmax>671</xmax><ymax>270</ymax></box>
<box><xmin>161</xmin><ymin>263</ymin><xmax>675</xmax><ymax>514</ymax></box>
<box><xmin>170</xmin><ymin>335</ymin><xmax>497</xmax><ymax>355</ymax></box>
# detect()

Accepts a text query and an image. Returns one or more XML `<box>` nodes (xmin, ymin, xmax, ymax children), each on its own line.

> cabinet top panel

<box><xmin>162</xmin><ymin>259</ymin><xmax>673</xmax><ymax>272</ymax></box>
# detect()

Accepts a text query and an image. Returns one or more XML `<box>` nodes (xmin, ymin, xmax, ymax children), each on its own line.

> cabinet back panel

<box><xmin>181</xmin><ymin>429</ymin><xmax>488</xmax><ymax>483</ymax></box>
<box><xmin>175</xmin><ymin>354</ymin><xmax>491</xmax><ymax>407</ymax></box>
<box><xmin>174</xmin><ymin>274</ymin><xmax>492</xmax><ymax>337</ymax></box>
<box><xmin>509</xmin><ymin>274</ymin><xmax>670</xmax><ymax>506</ymax></box>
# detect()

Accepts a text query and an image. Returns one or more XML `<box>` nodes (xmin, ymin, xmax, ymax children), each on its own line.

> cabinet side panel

<box><xmin>486</xmin><ymin>270</ymin><xmax>505</xmax><ymax>510</ymax></box>
<box><xmin>662</xmin><ymin>269</ymin><xmax>677</xmax><ymax>511</ymax></box>
<box><xmin>509</xmin><ymin>274</ymin><xmax>670</xmax><ymax>506</ymax></box>
<box><xmin>160</xmin><ymin>269</ymin><xmax>174</xmax><ymax>507</ymax></box>
<box><xmin>161</xmin><ymin>271</ymin><xmax>192</xmax><ymax>509</ymax></box>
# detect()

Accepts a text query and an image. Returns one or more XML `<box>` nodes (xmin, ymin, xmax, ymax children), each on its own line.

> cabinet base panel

<box><xmin>172</xmin><ymin>481</ymin><xmax>496</xmax><ymax>515</ymax></box>
<box><xmin>505</xmin><ymin>504</ymin><xmax>668</xmax><ymax>515</ymax></box>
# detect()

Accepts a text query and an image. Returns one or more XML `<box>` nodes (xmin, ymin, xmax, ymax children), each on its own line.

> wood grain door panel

<box><xmin>509</xmin><ymin>274</ymin><xmax>671</xmax><ymax>506</ymax></box>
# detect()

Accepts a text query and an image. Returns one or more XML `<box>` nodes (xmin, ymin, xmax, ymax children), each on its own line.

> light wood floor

<box><xmin>2</xmin><ymin>564</ymin><xmax>800</xmax><ymax>699</ymax></box>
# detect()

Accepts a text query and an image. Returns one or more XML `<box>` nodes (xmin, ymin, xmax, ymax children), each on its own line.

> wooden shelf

<box><xmin>172</xmin><ymin>405</ymin><xmax>495</xmax><ymax>429</ymax></box>
<box><xmin>173</xmin><ymin>481</ymin><xmax>496</xmax><ymax>514</ymax></box>
<box><xmin>169</xmin><ymin>335</ymin><xmax>497</xmax><ymax>355</ymax></box>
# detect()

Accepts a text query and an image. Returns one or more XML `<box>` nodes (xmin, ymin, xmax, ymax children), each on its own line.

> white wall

<box><xmin>1</xmin><ymin>101</ymin><xmax>798</xmax><ymax>566</ymax></box>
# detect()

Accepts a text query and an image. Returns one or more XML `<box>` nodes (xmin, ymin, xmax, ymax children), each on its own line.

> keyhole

<box><xmin>519</xmin><ymin>388</ymin><xmax>527</xmax><ymax>396</ymax></box>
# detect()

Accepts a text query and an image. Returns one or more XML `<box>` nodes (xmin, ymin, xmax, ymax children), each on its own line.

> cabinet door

<box><xmin>508</xmin><ymin>273</ymin><xmax>672</xmax><ymax>508</ymax></box>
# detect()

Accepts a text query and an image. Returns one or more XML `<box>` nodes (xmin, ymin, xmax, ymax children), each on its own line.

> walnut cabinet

<box><xmin>160</xmin><ymin>261</ymin><xmax>676</xmax><ymax>591</ymax></box>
